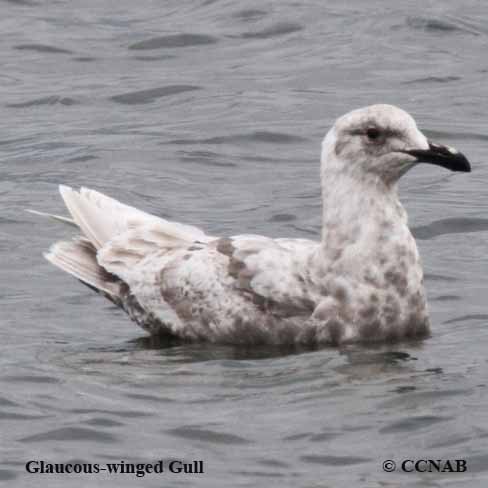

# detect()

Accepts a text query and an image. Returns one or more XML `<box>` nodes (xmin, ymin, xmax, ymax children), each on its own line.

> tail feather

<box><xmin>32</xmin><ymin>185</ymin><xmax>211</xmax><ymax>299</ymax></box>
<box><xmin>29</xmin><ymin>184</ymin><xmax>208</xmax><ymax>336</ymax></box>
<box><xmin>44</xmin><ymin>238</ymin><xmax>120</xmax><ymax>296</ymax></box>
<box><xmin>44</xmin><ymin>238</ymin><xmax>158</xmax><ymax>332</ymax></box>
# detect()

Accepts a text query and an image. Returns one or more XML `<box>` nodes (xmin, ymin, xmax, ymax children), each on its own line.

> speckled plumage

<box><xmin>38</xmin><ymin>104</ymin><xmax>471</xmax><ymax>345</ymax></box>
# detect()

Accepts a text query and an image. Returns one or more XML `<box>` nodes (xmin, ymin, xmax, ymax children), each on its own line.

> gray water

<box><xmin>1</xmin><ymin>1</ymin><xmax>487</xmax><ymax>486</ymax></box>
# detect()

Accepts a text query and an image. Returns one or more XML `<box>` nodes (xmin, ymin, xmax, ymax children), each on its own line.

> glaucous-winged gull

<box><xmin>34</xmin><ymin>104</ymin><xmax>471</xmax><ymax>345</ymax></box>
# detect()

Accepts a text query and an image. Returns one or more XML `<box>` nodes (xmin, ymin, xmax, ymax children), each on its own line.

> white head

<box><xmin>321</xmin><ymin>104</ymin><xmax>470</xmax><ymax>187</ymax></box>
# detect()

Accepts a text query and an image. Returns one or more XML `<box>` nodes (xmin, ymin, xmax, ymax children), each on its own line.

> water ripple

<box><xmin>3</xmin><ymin>374</ymin><xmax>59</xmax><ymax>384</ymax></box>
<box><xmin>233</xmin><ymin>9</ymin><xmax>268</xmax><ymax>22</ymax></box>
<box><xmin>300</xmin><ymin>455</ymin><xmax>371</xmax><ymax>466</ymax></box>
<box><xmin>424</xmin><ymin>273</ymin><xmax>458</xmax><ymax>283</ymax></box>
<box><xmin>402</xmin><ymin>75</ymin><xmax>462</xmax><ymax>85</ymax></box>
<box><xmin>111</xmin><ymin>85</ymin><xmax>201</xmax><ymax>104</ymax></box>
<box><xmin>406</xmin><ymin>16</ymin><xmax>474</xmax><ymax>34</ymax></box>
<box><xmin>19</xmin><ymin>426</ymin><xmax>118</xmax><ymax>443</ymax></box>
<box><xmin>443</xmin><ymin>314</ymin><xmax>488</xmax><ymax>325</ymax></box>
<box><xmin>0</xmin><ymin>469</ymin><xmax>17</xmax><ymax>481</ymax></box>
<box><xmin>380</xmin><ymin>415</ymin><xmax>450</xmax><ymax>434</ymax></box>
<box><xmin>6</xmin><ymin>96</ymin><xmax>78</xmax><ymax>108</ymax></box>
<box><xmin>69</xmin><ymin>408</ymin><xmax>152</xmax><ymax>418</ymax></box>
<box><xmin>166</xmin><ymin>426</ymin><xmax>251</xmax><ymax>445</ymax></box>
<box><xmin>13</xmin><ymin>43</ymin><xmax>73</xmax><ymax>54</ymax></box>
<box><xmin>167</xmin><ymin>131</ymin><xmax>306</xmax><ymax>145</ymax></box>
<box><xmin>0</xmin><ymin>396</ymin><xmax>18</xmax><ymax>407</ymax></box>
<box><xmin>412</xmin><ymin>218</ymin><xmax>488</xmax><ymax>240</ymax></box>
<box><xmin>129</xmin><ymin>34</ymin><xmax>218</xmax><ymax>50</ymax></box>
<box><xmin>239</xmin><ymin>21</ymin><xmax>303</xmax><ymax>39</ymax></box>
<box><xmin>82</xmin><ymin>417</ymin><xmax>124</xmax><ymax>427</ymax></box>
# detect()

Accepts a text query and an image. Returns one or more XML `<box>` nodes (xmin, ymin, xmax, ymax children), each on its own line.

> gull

<box><xmin>33</xmin><ymin>104</ymin><xmax>471</xmax><ymax>345</ymax></box>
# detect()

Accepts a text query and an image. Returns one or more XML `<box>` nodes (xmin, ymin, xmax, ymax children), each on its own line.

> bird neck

<box><xmin>320</xmin><ymin>171</ymin><xmax>409</xmax><ymax>260</ymax></box>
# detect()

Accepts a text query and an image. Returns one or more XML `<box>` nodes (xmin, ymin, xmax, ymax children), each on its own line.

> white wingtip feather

<box><xmin>58</xmin><ymin>185</ymin><xmax>107</xmax><ymax>249</ymax></box>
<box><xmin>25</xmin><ymin>209</ymin><xmax>77</xmax><ymax>227</ymax></box>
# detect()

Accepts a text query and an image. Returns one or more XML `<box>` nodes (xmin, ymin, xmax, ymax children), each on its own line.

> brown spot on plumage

<box><xmin>333</xmin><ymin>284</ymin><xmax>348</xmax><ymax>302</ymax></box>
<box><xmin>251</xmin><ymin>293</ymin><xmax>267</xmax><ymax>310</ymax></box>
<box><xmin>394</xmin><ymin>243</ymin><xmax>407</xmax><ymax>258</ymax></box>
<box><xmin>364</xmin><ymin>268</ymin><xmax>380</xmax><ymax>287</ymax></box>
<box><xmin>188</xmin><ymin>244</ymin><xmax>204</xmax><ymax>252</ymax></box>
<box><xmin>216</xmin><ymin>237</ymin><xmax>235</xmax><ymax>257</ymax></box>
<box><xmin>334</xmin><ymin>137</ymin><xmax>348</xmax><ymax>157</ymax></box>
<box><xmin>229</xmin><ymin>258</ymin><xmax>246</xmax><ymax>279</ymax></box>
<box><xmin>160</xmin><ymin>283</ymin><xmax>178</xmax><ymax>305</ymax></box>
<box><xmin>115</xmin><ymin>282</ymin><xmax>172</xmax><ymax>336</ymax></box>
<box><xmin>250</xmin><ymin>293</ymin><xmax>314</xmax><ymax>319</ymax></box>
<box><xmin>215</xmin><ymin>237</ymin><xmax>255</xmax><ymax>284</ymax></box>
<box><xmin>370</xmin><ymin>293</ymin><xmax>379</xmax><ymax>303</ymax></box>
<box><xmin>408</xmin><ymin>291</ymin><xmax>424</xmax><ymax>310</ymax></box>
<box><xmin>174</xmin><ymin>300</ymin><xmax>194</xmax><ymax>320</ymax></box>
<box><xmin>319</xmin><ymin>284</ymin><xmax>329</xmax><ymax>296</ymax></box>
<box><xmin>331</xmin><ymin>248</ymin><xmax>343</xmax><ymax>261</ymax></box>
<box><xmin>360</xmin><ymin>305</ymin><xmax>377</xmax><ymax>320</ymax></box>
<box><xmin>384</xmin><ymin>267</ymin><xmax>408</xmax><ymax>295</ymax></box>
<box><xmin>382</xmin><ymin>293</ymin><xmax>401</xmax><ymax>324</ymax></box>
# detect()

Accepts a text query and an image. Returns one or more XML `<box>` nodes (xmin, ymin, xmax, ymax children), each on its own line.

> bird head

<box><xmin>322</xmin><ymin>104</ymin><xmax>470</xmax><ymax>186</ymax></box>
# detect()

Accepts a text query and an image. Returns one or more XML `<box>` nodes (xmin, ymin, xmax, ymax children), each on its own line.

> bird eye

<box><xmin>366</xmin><ymin>127</ymin><xmax>381</xmax><ymax>141</ymax></box>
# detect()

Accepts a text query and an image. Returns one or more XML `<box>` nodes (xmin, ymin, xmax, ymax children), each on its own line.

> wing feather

<box><xmin>215</xmin><ymin>235</ymin><xmax>318</xmax><ymax>313</ymax></box>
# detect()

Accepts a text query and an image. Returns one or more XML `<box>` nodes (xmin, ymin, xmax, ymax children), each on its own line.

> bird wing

<box><xmin>39</xmin><ymin>186</ymin><xmax>319</xmax><ymax>327</ymax></box>
<box><xmin>213</xmin><ymin>234</ymin><xmax>318</xmax><ymax>314</ymax></box>
<box><xmin>58</xmin><ymin>185</ymin><xmax>211</xmax><ymax>249</ymax></box>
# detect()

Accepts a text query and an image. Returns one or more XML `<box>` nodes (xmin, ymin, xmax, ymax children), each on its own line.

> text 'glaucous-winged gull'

<box><xmin>33</xmin><ymin>104</ymin><xmax>471</xmax><ymax>345</ymax></box>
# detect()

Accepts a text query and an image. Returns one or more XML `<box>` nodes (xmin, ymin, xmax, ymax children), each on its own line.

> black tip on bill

<box><xmin>402</xmin><ymin>141</ymin><xmax>471</xmax><ymax>173</ymax></box>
